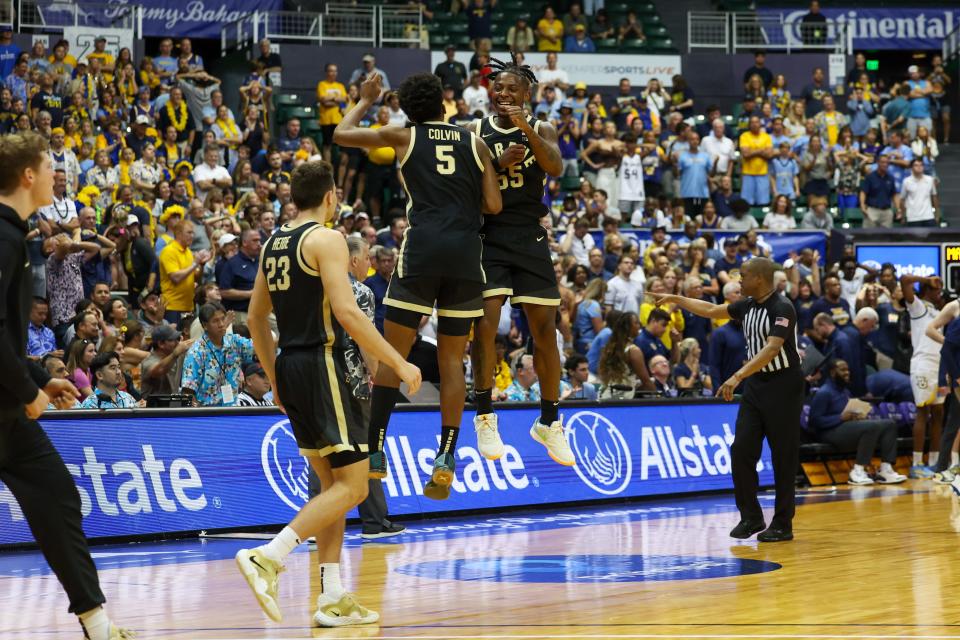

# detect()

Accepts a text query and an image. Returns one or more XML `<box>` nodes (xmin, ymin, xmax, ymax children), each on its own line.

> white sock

<box><xmin>259</xmin><ymin>526</ymin><xmax>301</xmax><ymax>564</ymax></box>
<box><xmin>79</xmin><ymin>607</ymin><xmax>110</xmax><ymax>640</ymax></box>
<box><xmin>929</xmin><ymin>451</ymin><xmax>939</xmax><ymax>467</ymax></box>
<box><xmin>952</xmin><ymin>451</ymin><xmax>959</xmax><ymax>467</ymax></box>
<box><xmin>880</xmin><ymin>462</ymin><xmax>895</xmax><ymax>474</ymax></box>
<box><xmin>320</xmin><ymin>563</ymin><xmax>344</xmax><ymax>599</ymax></box>
<box><xmin>913</xmin><ymin>452</ymin><xmax>923</xmax><ymax>466</ymax></box>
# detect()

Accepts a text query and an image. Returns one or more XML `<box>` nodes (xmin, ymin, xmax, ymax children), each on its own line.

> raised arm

<box><xmin>650</xmin><ymin>292</ymin><xmax>731</xmax><ymax>320</ymax></box>
<box><xmin>332</xmin><ymin>72</ymin><xmax>409</xmax><ymax>152</ymax></box>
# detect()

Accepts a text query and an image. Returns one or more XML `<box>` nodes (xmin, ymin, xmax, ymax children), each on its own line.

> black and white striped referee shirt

<box><xmin>727</xmin><ymin>293</ymin><xmax>801</xmax><ymax>373</ymax></box>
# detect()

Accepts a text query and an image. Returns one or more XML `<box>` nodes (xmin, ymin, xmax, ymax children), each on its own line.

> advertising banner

<box><xmin>37</xmin><ymin>0</ymin><xmax>282</xmax><ymax>38</ymax></box>
<box><xmin>855</xmin><ymin>243</ymin><xmax>940</xmax><ymax>278</ymax></box>
<box><xmin>757</xmin><ymin>8</ymin><xmax>960</xmax><ymax>50</ymax></box>
<box><xmin>431</xmin><ymin>51</ymin><xmax>682</xmax><ymax>87</ymax></box>
<box><xmin>590</xmin><ymin>230</ymin><xmax>827</xmax><ymax>266</ymax></box>
<box><xmin>0</xmin><ymin>403</ymin><xmax>771</xmax><ymax>545</ymax></box>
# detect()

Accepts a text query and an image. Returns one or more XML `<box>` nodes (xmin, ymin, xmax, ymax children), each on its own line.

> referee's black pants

<box><xmin>732</xmin><ymin>370</ymin><xmax>804</xmax><ymax>529</ymax></box>
<box><xmin>0</xmin><ymin>414</ymin><xmax>105</xmax><ymax>614</ymax></box>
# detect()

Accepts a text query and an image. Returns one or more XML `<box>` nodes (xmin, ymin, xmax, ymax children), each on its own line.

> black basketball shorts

<box><xmin>481</xmin><ymin>224</ymin><xmax>561</xmax><ymax>306</ymax></box>
<box><xmin>384</xmin><ymin>274</ymin><xmax>484</xmax><ymax>336</ymax></box>
<box><xmin>275</xmin><ymin>348</ymin><xmax>367</xmax><ymax>468</ymax></box>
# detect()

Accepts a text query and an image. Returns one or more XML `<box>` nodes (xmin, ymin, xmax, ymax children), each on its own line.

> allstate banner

<box><xmin>39</xmin><ymin>0</ymin><xmax>282</xmax><ymax>38</ymax></box>
<box><xmin>0</xmin><ymin>403</ymin><xmax>772</xmax><ymax>545</ymax></box>
<box><xmin>757</xmin><ymin>8</ymin><xmax>960</xmax><ymax>50</ymax></box>
<box><xmin>591</xmin><ymin>230</ymin><xmax>826</xmax><ymax>266</ymax></box>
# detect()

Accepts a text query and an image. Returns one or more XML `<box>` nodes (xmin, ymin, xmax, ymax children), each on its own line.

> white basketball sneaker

<box><xmin>847</xmin><ymin>466</ymin><xmax>874</xmax><ymax>485</ymax></box>
<box><xmin>313</xmin><ymin>592</ymin><xmax>380</xmax><ymax>627</ymax></box>
<box><xmin>530</xmin><ymin>418</ymin><xmax>575</xmax><ymax>466</ymax></box>
<box><xmin>235</xmin><ymin>548</ymin><xmax>285</xmax><ymax>622</ymax></box>
<box><xmin>474</xmin><ymin>413</ymin><xmax>504</xmax><ymax>460</ymax></box>
<box><xmin>876</xmin><ymin>464</ymin><xmax>907</xmax><ymax>484</ymax></box>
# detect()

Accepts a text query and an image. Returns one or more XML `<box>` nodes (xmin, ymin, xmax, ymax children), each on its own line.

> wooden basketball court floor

<box><xmin>3</xmin><ymin>482</ymin><xmax>960</xmax><ymax>640</ymax></box>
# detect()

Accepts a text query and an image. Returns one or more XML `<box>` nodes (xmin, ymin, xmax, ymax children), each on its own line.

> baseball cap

<box><xmin>244</xmin><ymin>362</ymin><xmax>266</xmax><ymax>378</ymax></box>
<box><xmin>356</xmin><ymin>211</ymin><xmax>370</xmax><ymax>220</ymax></box>
<box><xmin>135</xmin><ymin>114</ymin><xmax>150</xmax><ymax>125</ymax></box>
<box><xmin>151</xmin><ymin>324</ymin><xmax>179</xmax><ymax>343</ymax></box>
<box><xmin>362</xmin><ymin>54</ymin><xmax>375</xmax><ymax>62</ymax></box>
<box><xmin>444</xmin><ymin>44</ymin><xmax>456</xmax><ymax>51</ymax></box>
<box><xmin>575</xmin><ymin>24</ymin><xmax>585</xmax><ymax>31</ymax></box>
<box><xmin>650</xmin><ymin>224</ymin><xmax>667</xmax><ymax>233</ymax></box>
<box><xmin>340</xmin><ymin>209</ymin><xmax>355</xmax><ymax>219</ymax></box>
<box><xmin>217</xmin><ymin>232</ymin><xmax>238</xmax><ymax>248</ymax></box>
<box><xmin>723</xmin><ymin>237</ymin><xmax>738</xmax><ymax>247</ymax></box>
<box><xmin>125</xmin><ymin>213</ymin><xmax>140</xmax><ymax>226</ymax></box>
<box><xmin>574</xmin><ymin>81</ymin><xmax>587</xmax><ymax>90</ymax></box>
<box><xmin>95</xmin><ymin>36</ymin><xmax>106</xmax><ymax>42</ymax></box>
<box><xmin>907</xmin><ymin>64</ymin><xmax>919</xmax><ymax>73</ymax></box>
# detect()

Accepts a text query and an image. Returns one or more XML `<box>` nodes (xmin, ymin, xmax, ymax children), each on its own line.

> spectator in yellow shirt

<box><xmin>537</xmin><ymin>7</ymin><xmax>564</xmax><ymax>52</ymax></box>
<box><xmin>159</xmin><ymin>219</ymin><xmax>209</xmax><ymax>324</ymax></box>
<box><xmin>738</xmin><ymin>116</ymin><xmax>774</xmax><ymax>206</ymax></box>
<box><xmin>365</xmin><ymin>106</ymin><xmax>399</xmax><ymax>221</ymax></box>
<box><xmin>85</xmin><ymin>37</ymin><xmax>115</xmax><ymax>83</ymax></box>
<box><xmin>639</xmin><ymin>277</ymin><xmax>685</xmax><ymax>349</ymax></box>
<box><xmin>316</xmin><ymin>63</ymin><xmax>347</xmax><ymax>162</ymax></box>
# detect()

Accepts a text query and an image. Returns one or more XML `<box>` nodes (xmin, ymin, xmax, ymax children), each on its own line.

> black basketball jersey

<box><xmin>727</xmin><ymin>292</ymin><xmax>801</xmax><ymax>373</ymax></box>
<box><xmin>261</xmin><ymin>221</ymin><xmax>347</xmax><ymax>350</ymax></box>
<box><xmin>477</xmin><ymin>114</ymin><xmax>548</xmax><ymax>227</ymax></box>
<box><xmin>398</xmin><ymin>121</ymin><xmax>485</xmax><ymax>282</ymax></box>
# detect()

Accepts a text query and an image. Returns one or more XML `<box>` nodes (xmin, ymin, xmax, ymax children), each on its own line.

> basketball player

<box><xmin>466</xmin><ymin>53</ymin><xmax>575</xmax><ymax>466</ymax></box>
<box><xmin>900</xmin><ymin>273</ymin><xmax>945</xmax><ymax>478</ymax></box>
<box><xmin>653</xmin><ymin>257</ymin><xmax>802</xmax><ymax>542</ymax></box>
<box><xmin>922</xmin><ymin>287</ymin><xmax>960</xmax><ymax>485</ymax></box>
<box><xmin>237</xmin><ymin>160</ymin><xmax>422</xmax><ymax>626</ymax></box>
<box><xmin>0</xmin><ymin>132</ymin><xmax>133</xmax><ymax>639</ymax></box>
<box><xmin>333</xmin><ymin>71</ymin><xmax>502</xmax><ymax>500</ymax></box>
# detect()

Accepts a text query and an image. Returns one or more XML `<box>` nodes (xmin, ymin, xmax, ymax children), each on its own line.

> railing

<box><xmin>688</xmin><ymin>11</ymin><xmax>851</xmax><ymax>54</ymax></box>
<box><xmin>379</xmin><ymin>5</ymin><xmax>423</xmax><ymax>48</ymax></box>
<box><xmin>687</xmin><ymin>12</ymin><xmax>729</xmax><ymax>52</ymax></box>
<box><xmin>945</xmin><ymin>23</ymin><xmax>960</xmax><ymax>62</ymax></box>
<box><xmin>221</xmin><ymin>5</ymin><xmax>421</xmax><ymax>54</ymax></box>
<box><xmin>18</xmin><ymin>0</ymin><xmax>141</xmax><ymax>33</ymax></box>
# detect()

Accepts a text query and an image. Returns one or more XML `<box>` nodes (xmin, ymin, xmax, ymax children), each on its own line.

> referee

<box><xmin>0</xmin><ymin>132</ymin><xmax>132</xmax><ymax>639</ymax></box>
<box><xmin>653</xmin><ymin>257</ymin><xmax>803</xmax><ymax>542</ymax></box>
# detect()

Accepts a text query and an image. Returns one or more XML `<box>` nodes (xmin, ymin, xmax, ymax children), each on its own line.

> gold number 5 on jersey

<box><xmin>435</xmin><ymin>145</ymin><xmax>456</xmax><ymax>174</ymax></box>
<box><xmin>264</xmin><ymin>255</ymin><xmax>291</xmax><ymax>291</ymax></box>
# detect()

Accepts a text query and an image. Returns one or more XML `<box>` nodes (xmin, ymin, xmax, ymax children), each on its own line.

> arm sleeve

<box><xmin>769</xmin><ymin>299</ymin><xmax>797</xmax><ymax>340</ymax></box>
<box><xmin>726</xmin><ymin>298</ymin><xmax>749</xmax><ymax>322</ymax></box>
<box><xmin>0</xmin><ymin>239</ymin><xmax>43</xmax><ymax>404</ymax></box>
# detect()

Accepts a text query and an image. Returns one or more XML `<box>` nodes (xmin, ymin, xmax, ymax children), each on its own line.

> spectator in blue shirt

<box><xmin>574</xmin><ymin>278</ymin><xmax>606</xmax><ymax>353</ymax></box>
<box><xmin>218</xmin><ymin>229</ymin><xmax>261</xmax><ymax>321</ymax></box>
<box><xmin>866</xmin><ymin>367</ymin><xmax>912</xmax><ymax>403</ymax></box>
<box><xmin>808</xmin><ymin>360</ymin><xmax>906</xmax><ymax>485</ymax></box>
<box><xmin>879</xmin><ymin>131</ymin><xmax>912</xmax><ymax>191</ymax></box>
<box><xmin>153</xmin><ymin>38</ymin><xmax>179</xmax><ymax>86</ymax></box>
<box><xmin>676</xmin><ymin>131</ymin><xmax>710</xmax><ymax>218</ymax></box>
<box><xmin>27</xmin><ymin>298</ymin><xmax>59</xmax><ymax>359</ymax></box>
<box><xmin>79</xmin><ymin>351</ymin><xmax>138</xmax><ymax>409</ymax></box>
<box><xmin>0</xmin><ymin>29</ymin><xmax>21</xmax><ymax>79</ymax></box>
<box><xmin>504</xmin><ymin>354</ymin><xmax>542</xmax><ymax>402</ymax></box>
<box><xmin>364</xmin><ymin>246</ymin><xmax>395</xmax><ymax>333</ymax></box>
<box><xmin>708</xmin><ymin>317</ymin><xmax>746</xmax><ymax>395</ymax></box>
<box><xmin>564</xmin><ymin>354</ymin><xmax>598</xmax><ymax>400</ymax></box>
<box><xmin>858</xmin><ymin>155</ymin><xmax>900</xmax><ymax>229</ymax></box>
<box><xmin>4</xmin><ymin>54</ymin><xmax>28</xmax><ymax>104</ymax></box>
<box><xmin>564</xmin><ymin>24</ymin><xmax>596</xmax><ymax>52</ymax></box>
<box><xmin>634</xmin><ymin>308</ymin><xmax>675</xmax><ymax>365</ymax></box>
<box><xmin>587</xmin><ymin>309</ymin><xmax>619</xmax><ymax>374</ymax></box>
<box><xmin>276</xmin><ymin>118</ymin><xmax>302</xmax><ymax>169</ymax></box>
<box><xmin>180</xmin><ymin>302</ymin><xmax>256</xmax><ymax>406</ymax></box>
<box><xmin>770</xmin><ymin>142</ymin><xmax>799</xmax><ymax>199</ymax></box>
<box><xmin>674</xmin><ymin>337</ymin><xmax>712</xmax><ymax>395</ymax></box>
<box><xmin>905</xmin><ymin>65</ymin><xmax>933</xmax><ymax>139</ymax></box>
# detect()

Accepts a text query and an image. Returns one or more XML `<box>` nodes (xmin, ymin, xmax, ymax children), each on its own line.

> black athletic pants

<box><xmin>819</xmin><ymin>419</ymin><xmax>899</xmax><ymax>466</ymax></box>
<box><xmin>0</xmin><ymin>414</ymin><xmax>105</xmax><ymax>614</ymax></box>
<box><xmin>732</xmin><ymin>370</ymin><xmax>804</xmax><ymax>529</ymax></box>
<box><xmin>935</xmin><ymin>393</ymin><xmax>960</xmax><ymax>472</ymax></box>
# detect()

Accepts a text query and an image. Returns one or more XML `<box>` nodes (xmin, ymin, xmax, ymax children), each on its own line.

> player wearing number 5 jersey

<box><xmin>237</xmin><ymin>160</ymin><xmax>422</xmax><ymax>627</ymax></box>
<box><xmin>334</xmin><ymin>71</ymin><xmax>502</xmax><ymax>500</ymax></box>
<box><xmin>465</xmin><ymin>53</ymin><xmax>575</xmax><ymax>468</ymax></box>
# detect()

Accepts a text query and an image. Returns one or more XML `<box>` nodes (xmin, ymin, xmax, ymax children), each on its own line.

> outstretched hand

<box><xmin>648</xmin><ymin>292</ymin><xmax>676</xmax><ymax>306</ymax></box>
<box><xmin>360</xmin><ymin>71</ymin><xmax>383</xmax><ymax>103</ymax></box>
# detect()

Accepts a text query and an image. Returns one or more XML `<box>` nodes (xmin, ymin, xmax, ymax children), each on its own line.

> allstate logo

<box><xmin>261</xmin><ymin>420</ymin><xmax>311</xmax><ymax>511</ymax></box>
<box><xmin>567</xmin><ymin>411</ymin><xmax>632</xmax><ymax>495</ymax></box>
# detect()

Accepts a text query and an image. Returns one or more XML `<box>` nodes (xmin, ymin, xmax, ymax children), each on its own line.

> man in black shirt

<box><xmin>742</xmin><ymin>52</ymin><xmax>773</xmax><ymax>89</ymax></box>
<box><xmin>800</xmin><ymin>0</ymin><xmax>828</xmax><ymax>45</ymax></box>
<box><xmin>0</xmin><ymin>132</ymin><xmax>133</xmax><ymax>639</ymax></box>
<box><xmin>257</xmin><ymin>38</ymin><xmax>282</xmax><ymax>74</ymax></box>
<box><xmin>434</xmin><ymin>45</ymin><xmax>467</xmax><ymax>98</ymax></box>
<box><xmin>654</xmin><ymin>257</ymin><xmax>803</xmax><ymax>542</ymax></box>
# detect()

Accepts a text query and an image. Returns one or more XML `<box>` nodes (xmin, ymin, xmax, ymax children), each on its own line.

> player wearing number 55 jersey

<box><xmin>465</xmin><ymin>53</ymin><xmax>576</xmax><ymax>468</ymax></box>
<box><xmin>334</xmin><ymin>71</ymin><xmax>502</xmax><ymax>501</ymax></box>
<box><xmin>237</xmin><ymin>160</ymin><xmax>422</xmax><ymax>627</ymax></box>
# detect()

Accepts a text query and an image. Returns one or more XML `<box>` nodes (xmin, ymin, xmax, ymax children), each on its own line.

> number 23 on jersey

<box><xmin>264</xmin><ymin>255</ymin><xmax>291</xmax><ymax>291</ymax></box>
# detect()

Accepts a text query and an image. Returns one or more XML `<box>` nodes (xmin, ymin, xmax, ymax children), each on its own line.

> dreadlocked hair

<box><xmin>486</xmin><ymin>52</ymin><xmax>537</xmax><ymax>86</ymax></box>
